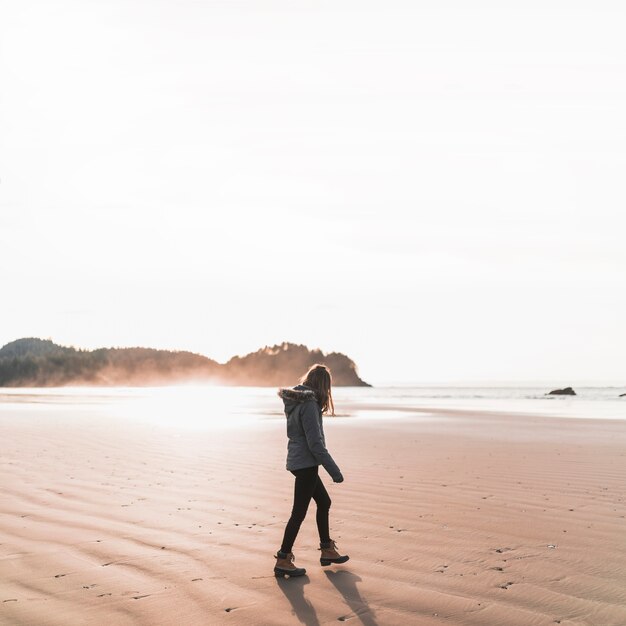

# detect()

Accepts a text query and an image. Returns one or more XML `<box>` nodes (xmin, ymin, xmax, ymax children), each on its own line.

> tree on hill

<box><xmin>0</xmin><ymin>338</ymin><xmax>74</xmax><ymax>359</ymax></box>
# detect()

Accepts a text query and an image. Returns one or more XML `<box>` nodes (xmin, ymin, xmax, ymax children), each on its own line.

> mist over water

<box><xmin>0</xmin><ymin>385</ymin><xmax>624</xmax><ymax>428</ymax></box>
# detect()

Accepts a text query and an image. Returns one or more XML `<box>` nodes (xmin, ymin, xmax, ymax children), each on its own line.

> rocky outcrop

<box><xmin>547</xmin><ymin>387</ymin><xmax>576</xmax><ymax>396</ymax></box>
<box><xmin>0</xmin><ymin>338</ymin><xmax>370</xmax><ymax>387</ymax></box>
<box><xmin>223</xmin><ymin>342</ymin><xmax>369</xmax><ymax>387</ymax></box>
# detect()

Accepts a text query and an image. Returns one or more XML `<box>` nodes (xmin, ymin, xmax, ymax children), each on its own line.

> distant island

<box><xmin>0</xmin><ymin>338</ymin><xmax>370</xmax><ymax>387</ymax></box>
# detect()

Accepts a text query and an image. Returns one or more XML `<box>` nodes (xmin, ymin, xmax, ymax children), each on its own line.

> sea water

<box><xmin>0</xmin><ymin>385</ymin><xmax>624</xmax><ymax>429</ymax></box>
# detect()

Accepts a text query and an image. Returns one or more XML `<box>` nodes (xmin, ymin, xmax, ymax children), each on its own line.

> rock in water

<box><xmin>547</xmin><ymin>387</ymin><xmax>576</xmax><ymax>396</ymax></box>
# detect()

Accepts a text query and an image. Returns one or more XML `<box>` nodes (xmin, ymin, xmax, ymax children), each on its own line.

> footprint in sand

<box><xmin>54</xmin><ymin>573</ymin><xmax>67</xmax><ymax>578</ymax></box>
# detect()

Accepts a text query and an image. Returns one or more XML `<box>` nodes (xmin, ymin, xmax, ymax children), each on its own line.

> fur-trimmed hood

<box><xmin>277</xmin><ymin>385</ymin><xmax>317</xmax><ymax>409</ymax></box>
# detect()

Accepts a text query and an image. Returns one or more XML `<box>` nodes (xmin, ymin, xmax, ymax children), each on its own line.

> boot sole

<box><xmin>274</xmin><ymin>567</ymin><xmax>306</xmax><ymax>578</ymax></box>
<box><xmin>320</xmin><ymin>556</ymin><xmax>350</xmax><ymax>566</ymax></box>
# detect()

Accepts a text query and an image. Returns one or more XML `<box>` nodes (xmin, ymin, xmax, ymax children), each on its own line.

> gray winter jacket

<box><xmin>277</xmin><ymin>385</ymin><xmax>343</xmax><ymax>482</ymax></box>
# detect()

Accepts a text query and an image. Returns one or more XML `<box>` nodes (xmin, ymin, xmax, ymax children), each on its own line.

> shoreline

<box><xmin>1</xmin><ymin>385</ymin><xmax>625</xmax><ymax>424</ymax></box>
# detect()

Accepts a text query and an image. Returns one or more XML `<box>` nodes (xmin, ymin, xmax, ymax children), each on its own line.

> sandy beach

<box><xmin>1</xmin><ymin>403</ymin><xmax>625</xmax><ymax>626</ymax></box>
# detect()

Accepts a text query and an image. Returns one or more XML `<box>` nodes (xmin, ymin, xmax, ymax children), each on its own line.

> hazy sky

<box><xmin>1</xmin><ymin>1</ymin><xmax>625</xmax><ymax>384</ymax></box>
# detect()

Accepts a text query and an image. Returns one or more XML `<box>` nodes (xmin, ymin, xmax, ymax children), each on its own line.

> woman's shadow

<box><xmin>324</xmin><ymin>570</ymin><xmax>379</xmax><ymax>626</ymax></box>
<box><xmin>275</xmin><ymin>575</ymin><xmax>321</xmax><ymax>626</ymax></box>
<box><xmin>275</xmin><ymin>569</ymin><xmax>378</xmax><ymax>626</ymax></box>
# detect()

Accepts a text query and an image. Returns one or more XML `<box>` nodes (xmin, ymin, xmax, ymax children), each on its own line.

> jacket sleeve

<box><xmin>299</xmin><ymin>400</ymin><xmax>342</xmax><ymax>481</ymax></box>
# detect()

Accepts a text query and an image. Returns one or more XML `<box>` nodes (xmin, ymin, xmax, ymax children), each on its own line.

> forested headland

<box><xmin>0</xmin><ymin>338</ymin><xmax>370</xmax><ymax>387</ymax></box>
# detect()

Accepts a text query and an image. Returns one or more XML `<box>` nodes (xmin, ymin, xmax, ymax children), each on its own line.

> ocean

<box><xmin>0</xmin><ymin>385</ymin><xmax>624</xmax><ymax>428</ymax></box>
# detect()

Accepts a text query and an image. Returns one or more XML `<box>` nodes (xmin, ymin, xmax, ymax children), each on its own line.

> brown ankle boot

<box><xmin>274</xmin><ymin>550</ymin><xmax>306</xmax><ymax>578</ymax></box>
<box><xmin>319</xmin><ymin>540</ymin><xmax>349</xmax><ymax>566</ymax></box>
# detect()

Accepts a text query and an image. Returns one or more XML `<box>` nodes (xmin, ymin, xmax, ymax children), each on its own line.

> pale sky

<box><xmin>1</xmin><ymin>1</ymin><xmax>625</xmax><ymax>385</ymax></box>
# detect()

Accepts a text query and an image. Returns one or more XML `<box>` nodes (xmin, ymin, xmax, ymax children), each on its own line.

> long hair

<box><xmin>300</xmin><ymin>364</ymin><xmax>334</xmax><ymax>415</ymax></box>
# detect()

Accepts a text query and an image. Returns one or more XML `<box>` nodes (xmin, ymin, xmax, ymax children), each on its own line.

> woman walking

<box><xmin>274</xmin><ymin>364</ymin><xmax>349</xmax><ymax>578</ymax></box>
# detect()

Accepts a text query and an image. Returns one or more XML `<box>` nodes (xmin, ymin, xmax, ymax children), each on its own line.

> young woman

<box><xmin>274</xmin><ymin>364</ymin><xmax>349</xmax><ymax>578</ymax></box>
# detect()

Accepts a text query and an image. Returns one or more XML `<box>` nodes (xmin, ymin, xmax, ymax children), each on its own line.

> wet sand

<box><xmin>1</xmin><ymin>407</ymin><xmax>625</xmax><ymax>625</ymax></box>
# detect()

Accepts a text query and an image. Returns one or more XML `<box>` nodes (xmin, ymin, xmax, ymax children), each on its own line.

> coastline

<box><xmin>1</xmin><ymin>401</ymin><xmax>625</xmax><ymax>625</ymax></box>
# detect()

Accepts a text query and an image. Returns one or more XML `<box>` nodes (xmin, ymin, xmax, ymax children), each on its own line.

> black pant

<box><xmin>280</xmin><ymin>465</ymin><xmax>331</xmax><ymax>553</ymax></box>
